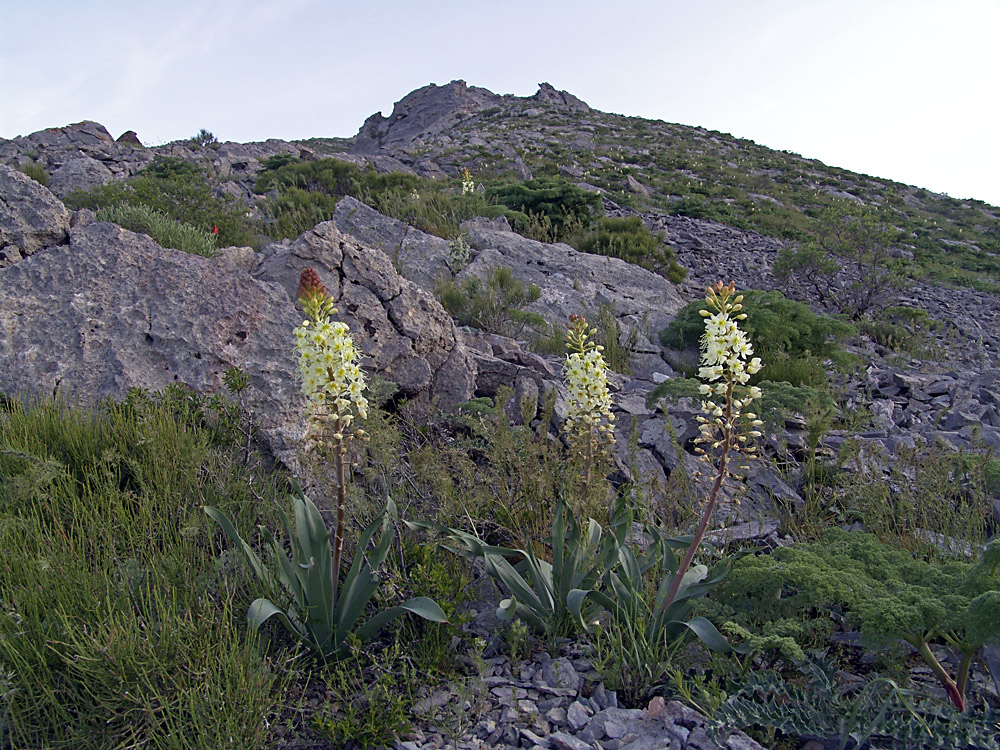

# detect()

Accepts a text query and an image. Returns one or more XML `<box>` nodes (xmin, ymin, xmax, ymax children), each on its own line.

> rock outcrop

<box><xmin>353</xmin><ymin>80</ymin><xmax>504</xmax><ymax>153</ymax></box>
<box><xmin>0</xmin><ymin>163</ymin><xmax>71</xmax><ymax>264</ymax></box>
<box><xmin>459</xmin><ymin>216</ymin><xmax>686</xmax><ymax>339</ymax></box>
<box><xmin>254</xmin><ymin>221</ymin><xmax>476</xmax><ymax>413</ymax></box>
<box><xmin>0</xmin><ymin>215</ymin><xmax>477</xmax><ymax>473</ymax></box>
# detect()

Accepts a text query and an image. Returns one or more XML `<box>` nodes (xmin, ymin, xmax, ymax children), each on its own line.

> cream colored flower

<box><xmin>563</xmin><ymin>315</ymin><xmax>615</xmax><ymax>450</ymax></box>
<box><xmin>692</xmin><ymin>282</ymin><xmax>763</xmax><ymax>461</ymax></box>
<box><xmin>294</xmin><ymin>268</ymin><xmax>368</xmax><ymax>449</ymax></box>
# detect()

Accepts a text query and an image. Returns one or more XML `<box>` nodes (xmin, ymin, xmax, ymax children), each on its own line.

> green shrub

<box><xmin>254</xmin><ymin>156</ymin><xmax>361</xmax><ymax>197</ymax></box>
<box><xmin>66</xmin><ymin>158</ymin><xmax>258</xmax><ymax>249</ymax></box>
<box><xmin>95</xmin><ymin>203</ymin><xmax>218</xmax><ymax>257</ymax></box>
<box><xmin>186</xmin><ymin>128</ymin><xmax>218</xmax><ymax>148</ymax></box>
<box><xmin>578</xmin><ymin>216</ymin><xmax>686</xmax><ymax>282</ymax></box>
<box><xmin>254</xmin><ymin>157</ymin><xmax>500</xmax><ymax>240</ymax></box>
<box><xmin>857</xmin><ymin>304</ymin><xmax>944</xmax><ymax>356</ymax></box>
<box><xmin>710</xmin><ymin>529</ymin><xmax>1000</xmax><ymax>712</ymax></box>
<box><xmin>19</xmin><ymin>161</ymin><xmax>48</xmax><ymax>186</ymax></box>
<box><xmin>661</xmin><ymin>289</ymin><xmax>853</xmax><ymax>363</ymax></box>
<box><xmin>436</xmin><ymin>266</ymin><xmax>546</xmax><ymax>338</ymax></box>
<box><xmin>670</xmin><ymin>195</ymin><xmax>720</xmax><ymax>221</ymax></box>
<box><xmin>258</xmin><ymin>153</ymin><xmax>298</xmax><ymax>171</ymax></box>
<box><xmin>488</xmin><ymin>177</ymin><xmax>602</xmax><ymax>242</ymax></box>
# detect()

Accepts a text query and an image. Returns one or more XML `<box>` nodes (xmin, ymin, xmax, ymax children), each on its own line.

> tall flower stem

<box><xmin>293</xmin><ymin>267</ymin><xmax>369</xmax><ymax>611</ymax></box>
<box><xmin>331</xmin><ymin>438</ymin><xmax>347</xmax><ymax>610</ymax></box>
<box><xmin>562</xmin><ymin>314</ymin><xmax>615</xmax><ymax>516</ymax></box>
<box><xmin>580</xmin><ymin>438</ymin><xmax>594</xmax><ymax>512</ymax></box>
<box><xmin>660</xmin><ymin>282</ymin><xmax>762</xmax><ymax>612</ymax></box>
<box><xmin>664</xmin><ymin>396</ymin><xmax>733</xmax><ymax>608</ymax></box>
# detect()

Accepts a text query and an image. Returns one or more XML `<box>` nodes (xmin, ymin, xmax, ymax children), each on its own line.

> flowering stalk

<box><xmin>563</xmin><ymin>314</ymin><xmax>615</xmax><ymax>512</ymax></box>
<box><xmin>293</xmin><ymin>267</ymin><xmax>368</xmax><ymax>609</ymax></box>
<box><xmin>662</xmin><ymin>282</ymin><xmax>763</xmax><ymax>609</ymax></box>
<box><xmin>461</xmin><ymin>168</ymin><xmax>475</xmax><ymax>195</ymax></box>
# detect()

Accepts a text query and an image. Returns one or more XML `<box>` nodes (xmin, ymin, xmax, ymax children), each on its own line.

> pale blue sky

<box><xmin>3</xmin><ymin>0</ymin><xmax>998</xmax><ymax>206</ymax></box>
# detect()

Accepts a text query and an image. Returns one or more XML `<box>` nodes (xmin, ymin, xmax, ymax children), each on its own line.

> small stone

<box><xmin>520</xmin><ymin>728</ymin><xmax>551</xmax><ymax>748</ymax></box>
<box><xmin>538</xmin><ymin>657</ymin><xmax>583</xmax><ymax>695</ymax></box>
<box><xmin>537</xmin><ymin>696</ymin><xmax>565</xmax><ymax>712</ymax></box>
<box><xmin>567</xmin><ymin>700</ymin><xmax>593</xmax><ymax>730</ymax></box>
<box><xmin>549</xmin><ymin>731</ymin><xmax>596</xmax><ymax>750</ymax></box>
<box><xmin>646</xmin><ymin>696</ymin><xmax>666</xmax><ymax>718</ymax></box>
<box><xmin>726</xmin><ymin>734</ymin><xmax>768</xmax><ymax>749</ymax></box>
<box><xmin>518</xmin><ymin>698</ymin><xmax>539</xmax><ymax>714</ymax></box>
<box><xmin>546</xmin><ymin>706</ymin><xmax>568</xmax><ymax>726</ymax></box>
<box><xmin>412</xmin><ymin>688</ymin><xmax>452</xmax><ymax>715</ymax></box>
<box><xmin>590</xmin><ymin>683</ymin><xmax>618</xmax><ymax>710</ymax></box>
<box><xmin>603</xmin><ymin>718</ymin><xmax>627</xmax><ymax>739</ymax></box>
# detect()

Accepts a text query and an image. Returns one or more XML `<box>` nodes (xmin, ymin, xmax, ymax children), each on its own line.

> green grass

<box><xmin>66</xmin><ymin>157</ymin><xmax>259</xmax><ymax>249</ymax></box>
<box><xmin>96</xmin><ymin>203</ymin><xmax>219</xmax><ymax>256</ymax></box>
<box><xmin>0</xmin><ymin>391</ymin><xmax>291</xmax><ymax>748</ymax></box>
<box><xmin>18</xmin><ymin>162</ymin><xmax>48</xmax><ymax>186</ymax></box>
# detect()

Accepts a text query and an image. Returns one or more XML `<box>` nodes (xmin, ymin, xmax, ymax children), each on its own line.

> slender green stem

<box><xmin>331</xmin><ymin>439</ymin><xmax>347</xmax><ymax>612</ymax></box>
<box><xmin>580</xmin><ymin>437</ymin><xmax>593</xmax><ymax>513</ymax></box>
<box><xmin>956</xmin><ymin>648</ymin><xmax>975</xmax><ymax>711</ymax></box>
<box><xmin>663</xmin><ymin>379</ymin><xmax>735</xmax><ymax>609</ymax></box>
<box><xmin>910</xmin><ymin>635</ymin><xmax>965</xmax><ymax>712</ymax></box>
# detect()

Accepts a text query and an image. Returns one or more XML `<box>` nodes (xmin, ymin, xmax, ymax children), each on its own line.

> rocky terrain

<box><xmin>2</xmin><ymin>81</ymin><xmax>999</xmax><ymax>749</ymax></box>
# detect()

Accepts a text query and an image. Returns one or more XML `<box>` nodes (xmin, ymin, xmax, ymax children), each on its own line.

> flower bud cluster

<box><xmin>563</xmin><ymin>315</ymin><xmax>615</xmax><ymax>452</ymax></box>
<box><xmin>692</xmin><ymin>282</ymin><xmax>763</xmax><ymax>461</ymax></box>
<box><xmin>293</xmin><ymin>268</ymin><xmax>368</xmax><ymax>453</ymax></box>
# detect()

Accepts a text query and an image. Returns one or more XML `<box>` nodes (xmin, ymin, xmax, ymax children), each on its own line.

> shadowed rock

<box><xmin>0</xmin><ymin>219</ymin><xmax>477</xmax><ymax>473</ymax></box>
<box><xmin>0</xmin><ymin>163</ymin><xmax>71</xmax><ymax>263</ymax></box>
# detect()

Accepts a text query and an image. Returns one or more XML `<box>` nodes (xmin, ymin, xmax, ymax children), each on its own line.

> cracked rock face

<box><xmin>0</xmin><ymin>163</ymin><xmax>70</xmax><ymax>263</ymax></box>
<box><xmin>0</xmin><ymin>219</ymin><xmax>476</xmax><ymax>473</ymax></box>
<box><xmin>254</xmin><ymin>220</ymin><xmax>476</xmax><ymax>412</ymax></box>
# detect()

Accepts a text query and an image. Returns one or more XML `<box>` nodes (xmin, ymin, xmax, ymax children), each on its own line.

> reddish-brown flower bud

<box><xmin>298</xmin><ymin>267</ymin><xmax>325</xmax><ymax>298</ymax></box>
<box><xmin>297</xmin><ymin>268</ymin><xmax>329</xmax><ymax>311</ymax></box>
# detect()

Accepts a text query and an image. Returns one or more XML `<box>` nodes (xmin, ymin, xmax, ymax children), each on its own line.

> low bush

<box><xmin>18</xmin><ymin>161</ymin><xmax>48</xmax><ymax>186</ymax></box>
<box><xmin>96</xmin><ymin>203</ymin><xmax>218</xmax><ymax>256</ymax></box>
<box><xmin>661</xmin><ymin>289</ymin><xmax>854</xmax><ymax>364</ymax></box>
<box><xmin>708</xmin><ymin>529</ymin><xmax>1000</xmax><ymax>712</ymax></box>
<box><xmin>66</xmin><ymin>157</ymin><xmax>258</xmax><ymax>248</ymax></box>
<box><xmin>436</xmin><ymin>266</ymin><xmax>546</xmax><ymax>338</ymax></box>
<box><xmin>578</xmin><ymin>216</ymin><xmax>686</xmax><ymax>282</ymax></box>
<box><xmin>487</xmin><ymin>177</ymin><xmax>603</xmax><ymax>242</ymax></box>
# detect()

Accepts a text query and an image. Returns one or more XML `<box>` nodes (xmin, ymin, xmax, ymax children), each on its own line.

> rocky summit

<box><xmin>2</xmin><ymin>80</ymin><xmax>999</xmax><ymax>749</ymax></box>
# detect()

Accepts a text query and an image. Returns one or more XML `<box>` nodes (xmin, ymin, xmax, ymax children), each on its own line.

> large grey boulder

<box><xmin>0</xmin><ymin>163</ymin><xmax>71</xmax><ymax>263</ymax></box>
<box><xmin>0</xmin><ymin>220</ymin><xmax>477</xmax><ymax>471</ymax></box>
<box><xmin>531</xmin><ymin>82</ymin><xmax>590</xmax><ymax>112</ymax></box>
<box><xmin>460</xmin><ymin>216</ymin><xmax>686</xmax><ymax>337</ymax></box>
<box><xmin>254</xmin><ymin>221</ymin><xmax>476</xmax><ymax>412</ymax></box>
<box><xmin>47</xmin><ymin>156</ymin><xmax>115</xmax><ymax>198</ymax></box>
<box><xmin>0</xmin><ymin>222</ymin><xmax>303</xmax><ymax>465</ymax></box>
<box><xmin>332</xmin><ymin>195</ymin><xmax>452</xmax><ymax>288</ymax></box>
<box><xmin>353</xmin><ymin>80</ymin><xmax>503</xmax><ymax>153</ymax></box>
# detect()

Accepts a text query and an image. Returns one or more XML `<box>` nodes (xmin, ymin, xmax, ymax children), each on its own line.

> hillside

<box><xmin>328</xmin><ymin>80</ymin><xmax>1000</xmax><ymax>292</ymax></box>
<box><xmin>1</xmin><ymin>81</ymin><xmax>999</xmax><ymax>750</ymax></box>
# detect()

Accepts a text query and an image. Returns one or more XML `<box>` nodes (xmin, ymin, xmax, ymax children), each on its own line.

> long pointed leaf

<box><xmin>353</xmin><ymin>597</ymin><xmax>448</xmax><ymax>646</ymax></box>
<box><xmin>203</xmin><ymin>506</ymin><xmax>277</xmax><ymax>591</ymax></box>
<box><xmin>671</xmin><ymin>615</ymin><xmax>732</xmax><ymax>653</ymax></box>
<box><xmin>247</xmin><ymin>598</ymin><xmax>304</xmax><ymax>640</ymax></box>
<box><xmin>484</xmin><ymin>554</ymin><xmax>547</xmax><ymax>619</ymax></box>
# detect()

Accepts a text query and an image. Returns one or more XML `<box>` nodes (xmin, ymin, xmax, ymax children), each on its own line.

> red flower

<box><xmin>211</xmin><ymin>225</ymin><xmax>219</xmax><ymax>235</ymax></box>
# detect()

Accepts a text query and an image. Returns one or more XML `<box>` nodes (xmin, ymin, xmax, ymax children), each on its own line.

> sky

<box><xmin>3</xmin><ymin>0</ymin><xmax>999</xmax><ymax>206</ymax></box>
